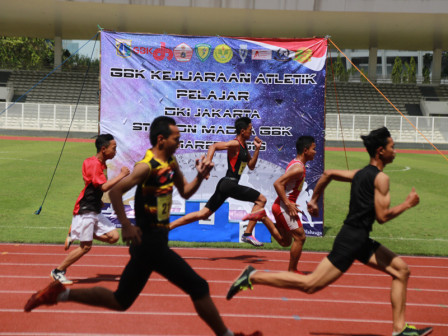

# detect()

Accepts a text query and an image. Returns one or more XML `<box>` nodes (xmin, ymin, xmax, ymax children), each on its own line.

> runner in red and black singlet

<box><xmin>169</xmin><ymin>117</ymin><xmax>286</xmax><ymax>247</ymax></box>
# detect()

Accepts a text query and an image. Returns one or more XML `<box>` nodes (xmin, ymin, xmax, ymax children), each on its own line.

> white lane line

<box><xmin>2</xmin><ymin>290</ymin><xmax>447</xmax><ymax>309</ymax></box>
<box><xmin>1</xmin><ymin>308</ymin><xmax>447</xmax><ymax>327</ymax></box>
<box><xmin>0</xmin><ymin>275</ymin><xmax>447</xmax><ymax>293</ymax></box>
<box><xmin>2</xmin><ymin>262</ymin><xmax>448</xmax><ymax>280</ymax></box>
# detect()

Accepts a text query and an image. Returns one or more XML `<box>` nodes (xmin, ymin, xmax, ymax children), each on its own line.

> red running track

<box><xmin>0</xmin><ymin>243</ymin><xmax>447</xmax><ymax>336</ymax></box>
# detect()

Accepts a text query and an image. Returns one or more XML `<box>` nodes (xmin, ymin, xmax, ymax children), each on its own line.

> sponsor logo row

<box><xmin>115</xmin><ymin>39</ymin><xmax>312</xmax><ymax>64</ymax></box>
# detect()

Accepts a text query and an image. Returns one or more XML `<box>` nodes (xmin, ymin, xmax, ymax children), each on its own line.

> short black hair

<box><xmin>296</xmin><ymin>136</ymin><xmax>315</xmax><ymax>154</ymax></box>
<box><xmin>150</xmin><ymin>116</ymin><xmax>176</xmax><ymax>146</ymax></box>
<box><xmin>234</xmin><ymin>117</ymin><xmax>251</xmax><ymax>135</ymax></box>
<box><xmin>361</xmin><ymin>127</ymin><xmax>391</xmax><ymax>158</ymax></box>
<box><xmin>95</xmin><ymin>134</ymin><xmax>114</xmax><ymax>153</ymax></box>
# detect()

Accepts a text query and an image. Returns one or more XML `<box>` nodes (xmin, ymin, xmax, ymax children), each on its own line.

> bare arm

<box><xmin>101</xmin><ymin>166</ymin><xmax>130</xmax><ymax>192</ymax></box>
<box><xmin>109</xmin><ymin>163</ymin><xmax>148</xmax><ymax>245</ymax></box>
<box><xmin>374</xmin><ymin>172</ymin><xmax>419</xmax><ymax>224</ymax></box>
<box><xmin>307</xmin><ymin>169</ymin><xmax>358</xmax><ymax>216</ymax></box>
<box><xmin>205</xmin><ymin>140</ymin><xmax>239</xmax><ymax>164</ymax></box>
<box><xmin>174</xmin><ymin>156</ymin><xmax>214</xmax><ymax>199</ymax></box>
<box><xmin>273</xmin><ymin>164</ymin><xmax>304</xmax><ymax>217</ymax></box>
<box><xmin>247</xmin><ymin>136</ymin><xmax>262</xmax><ymax>170</ymax></box>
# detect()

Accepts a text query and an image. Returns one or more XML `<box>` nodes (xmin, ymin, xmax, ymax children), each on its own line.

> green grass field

<box><xmin>1</xmin><ymin>138</ymin><xmax>447</xmax><ymax>256</ymax></box>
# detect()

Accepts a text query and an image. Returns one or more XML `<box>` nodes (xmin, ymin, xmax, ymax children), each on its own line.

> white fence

<box><xmin>0</xmin><ymin>102</ymin><xmax>98</xmax><ymax>133</ymax></box>
<box><xmin>1</xmin><ymin>103</ymin><xmax>448</xmax><ymax>143</ymax></box>
<box><xmin>326</xmin><ymin>113</ymin><xmax>448</xmax><ymax>143</ymax></box>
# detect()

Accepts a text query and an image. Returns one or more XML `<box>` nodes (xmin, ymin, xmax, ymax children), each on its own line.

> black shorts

<box><xmin>114</xmin><ymin>230</ymin><xmax>209</xmax><ymax>310</ymax></box>
<box><xmin>205</xmin><ymin>177</ymin><xmax>260</xmax><ymax>213</ymax></box>
<box><xmin>327</xmin><ymin>225</ymin><xmax>381</xmax><ymax>273</ymax></box>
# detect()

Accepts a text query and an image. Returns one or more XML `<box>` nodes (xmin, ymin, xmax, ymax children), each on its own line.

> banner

<box><xmin>100</xmin><ymin>31</ymin><xmax>327</xmax><ymax>241</ymax></box>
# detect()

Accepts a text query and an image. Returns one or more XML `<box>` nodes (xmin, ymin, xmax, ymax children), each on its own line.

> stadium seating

<box><xmin>7</xmin><ymin>70</ymin><xmax>98</xmax><ymax>105</ymax></box>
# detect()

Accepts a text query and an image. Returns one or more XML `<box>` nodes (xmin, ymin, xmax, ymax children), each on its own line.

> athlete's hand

<box><xmin>121</xmin><ymin>222</ymin><xmax>142</xmax><ymax>246</ymax></box>
<box><xmin>196</xmin><ymin>155</ymin><xmax>214</xmax><ymax>180</ymax></box>
<box><xmin>253</xmin><ymin>136</ymin><xmax>262</xmax><ymax>149</ymax></box>
<box><xmin>286</xmin><ymin>201</ymin><xmax>300</xmax><ymax>218</ymax></box>
<box><xmin>119</xmin><ymin>166</ymin><xmax>131</xmax><ymax>178</ymax></box>
<box><xmin>405</xmin><ymin>187</ymin><xmax>419</xmax><ymax>208</ymax></box>
<box><xmin>307</xmin><ymin>200</ymin><xmax>319</xmax><ymax>217</ymax></box>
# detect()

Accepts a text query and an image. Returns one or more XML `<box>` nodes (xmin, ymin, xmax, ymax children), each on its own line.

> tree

<box><xmin>0</xmin><ymin>37</ymin><xmax>54</xmax><ymax>70</ymax></box>
<box><xmin>408</xmin><ymin>57</ymin><xmax>417</xmax><ymax>83</ymax></box>
<box><xmin>391</xmin><ymin>57</ymin><xmax>403</xmax><ymax>84</ymax></box>
<box><xmin>334</xmin><ymin>54</ymin><xmax>349</xmax><ymax>81</ymax></box>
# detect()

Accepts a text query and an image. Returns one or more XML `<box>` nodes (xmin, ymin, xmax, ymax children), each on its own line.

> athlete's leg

<box><xmin>244</xmin><ymin>193</ymin><xmax>267</xmax><ymax>235</ymax></box>
<box><xmin>169</xmin><ymin>207</ymin><xmax>214</xmax><ymax>230</ymax></box>
<box><xmin>94</xmin><ymin>228</ymin><xmax>119</xmax><ymax>244</ymax></box>
<box><xmin>289</xmin><ymin>227</ymin><xmax>306</xmax><ymax>272</ymax></box>
<box><xmin>56</xmin><ymin>241</ymin><xmax>92</xmax><ymax>271</ymax></box>
<box><xmin>68</xmin><ymin>286</ymin><xmax>123</xmax><ymax>310</ymax></box>
<box><xmin>251</xmin><ymin>257</ymin><xmax>343</xmax><ymax>294</ymax></box>
<box><xmin>366</xmin><ymin>245</ymin><xmax>409</xmax><ymax>334</ymax></box>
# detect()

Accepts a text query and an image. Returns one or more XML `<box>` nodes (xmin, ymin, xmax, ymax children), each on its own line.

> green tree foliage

<box><xmin>408</xmin><ymin>57</ymin><xmax>417</xmax><ymax>83</ymax></box>
<box><xmin>422</xmin><ymin>67</ymin><xmax>431</xmax><ymax>84</ymax></box>
<box><xmin>334</xmin><ymin>54</ymin><xmax>349</xmax><ymax>81</ymax></box>
<box><xmin>0</xmin><ymin>36</ymin><xmax>99</xmax><ymax>71</ymax></box>
<box><xmin>391</xmin><ymin>57</ymin><xmax>403</xmax><ymax>84</ymax></box>
<box><xmin>0</xmin><ymin>37</ymin><xmax>54</xmax><ymax>70</ymax></box>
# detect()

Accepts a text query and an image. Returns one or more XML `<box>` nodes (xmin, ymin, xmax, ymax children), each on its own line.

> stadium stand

<box><xmin>7</xmin><ymin>70</ymin><xmax>98</xmax><ymax>105</ymax></box>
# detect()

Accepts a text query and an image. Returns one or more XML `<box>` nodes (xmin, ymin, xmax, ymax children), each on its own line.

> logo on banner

<box><xmin>213</xmin><ymin>44</ymin><xmax>233</xmax><ymax>63</ymax></box>
<box><xmin>174</xmin><ymin>43</ymin><xmax>193</xmax><ymax>62</ymax></box>
<box><xmin>294</xmin><ymin>48</ymin><xmax>313</xmax><ymax>63</ymax></box>
<box><xmin>195</xmin><ymin>44</ymin><xmax>211</xmax><ymax>62</ymax></box>
<box><xmin>273</xmin><ymin>48</ymin><xmax>293</xmax><ymax>62</ymax></box>
<box><xmin>238</xmin><ymin>44</ymin><xmax>248</xmax><ymax>64</ymax></box>
<box><xmin>152</xmin><ymin>42</ymin><xmax>174</xmax><ymax>61</ymax></box>
<box><xmin>252</xmin><ymin>49</ymin><xmax>272</xmax><ymax>60</ymax></box>
<box><xmin>115</xmin><ymin>39</ymin><xmax>132</xmax><ymax>58</ymax></box>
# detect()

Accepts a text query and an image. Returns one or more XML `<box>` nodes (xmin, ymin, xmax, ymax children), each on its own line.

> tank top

<box><xmin>225</xmin><ymin>139</ymin><xmax>248</xmax><ymax>181</ymax></box>
<box><xmin>274</xmin><ymin>159</ymin><xmax>306</xmax><ymax>204</ymax></box>
<box><xmin>344</xmin><ymin>165</ymin><xmax>381</xmax><ymax>232</ymax></box>
<box><xmin>134</xmin><ymin>149</ymin><xmax>177</xmax><ymax>230</ymax></box>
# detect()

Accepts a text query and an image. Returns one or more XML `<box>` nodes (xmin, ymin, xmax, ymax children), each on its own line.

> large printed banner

<box><xmin>100</xmin><ymin>31</ymin><xmax>327</xmax><ymax>241</ymax></box>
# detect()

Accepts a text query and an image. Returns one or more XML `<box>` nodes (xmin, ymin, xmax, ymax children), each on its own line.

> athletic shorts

<box><xmin>327</xmin><ymin>224</ymin><xmax>381</xmax><ymax>273</ymax></box>
<box><xmin>272</xmin><ymin>201</ymin><xmax>303</xmax><ymax>231</ymax></box>
<box><xmin>70</xmin><ymin>212</ymin><xmax>116</xmax><ymax>242</ymax></box>
<box><xmin>114</xmin><ymin>231</ymin><xmax>209</xmax><ymax>310</ymax></box>
<box><xmin>205</xmin><ymin>177</ymin><xmax>260</xmax><ymax>213</ymax></box>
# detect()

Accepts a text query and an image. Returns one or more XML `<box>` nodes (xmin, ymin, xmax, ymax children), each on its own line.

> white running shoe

<box><xmin>50</xmin><ymin>269</ymin><xmax>73</xmax><ymax>285</ymax></box>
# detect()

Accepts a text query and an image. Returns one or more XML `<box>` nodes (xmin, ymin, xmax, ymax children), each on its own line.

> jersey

<box><xmin>73</xmin><ymin>156</ymin><xmax>107</xmax><ymax>215</ymax></box>
<box><xmin>134</xmin><ymin>149</ymin><xmax>177</xmax><ymax>231</ymax></box>
<box><xmin>225</xmin><ymin>139</ymin><xmax>248</xmax><ymax>181</ymax></box>
<box><xmin>274</xmin><ymin>159</ymin><xmax>306</xmax><ymax>205</ymax></box>
<box><xmin>344</xmin><ymin>165</ymin><xmax>381</xmax><ymax>232</ymax></box>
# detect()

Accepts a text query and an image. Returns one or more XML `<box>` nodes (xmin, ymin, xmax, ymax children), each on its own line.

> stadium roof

<box><xmin>1</xmin><ymin>0</ymin><xmax>448</xmax><ymax>50</ymax></box>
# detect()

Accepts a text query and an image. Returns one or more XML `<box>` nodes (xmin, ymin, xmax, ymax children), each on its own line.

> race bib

<box><xmin>238</xmin><ymin>162</ymin><xmax>247</xmax><ymax>176</ymax></box>
<box><xmin>157</xmin><ymin>194</ymin><xmax>172</xmax><ymax>222</ymax></box>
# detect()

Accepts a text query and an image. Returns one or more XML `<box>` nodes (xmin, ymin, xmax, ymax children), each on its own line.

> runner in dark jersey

<box><xmin>24</xmin><ymin>117</ymin><xmax>261</xmax><ymax>336</ymax></box>
<box><xmin>226</xmin><ymin>127</ymin><xmax>432</xmax><ymax>336</ymax></box>
<box><xmin>169</xmin><ymin>116</ymin><xmax>286</xmax><ymax>247</ymax></box>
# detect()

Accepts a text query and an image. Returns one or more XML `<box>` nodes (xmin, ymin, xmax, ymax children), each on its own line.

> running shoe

<box><xmin>50</xmin><ymin>269</ymin><xmax>73</xmax><ymax>285</ymax></box>
<box><xmin>241</xmin><ymin>235</ymin><xmax>263</xmax><ymax>247</ymax></box>
<box><xmin>24</xmin><ymin>280</ymin><xmax>66</xmax><ymax>312</ymax></box>
<box><xmin>64</xmin><ymin>235</ymin><xmax>72</xmax><ymax>251</ymax></box>
<box><xmin>242</xmin><ymin>209</ymin><xmax>267</xmax><ymax>221</ymax></box>
<box><xmin>226</xmin><ymin>265</ymin><xmax>256</xmax><ymax>300</ymax></box>
<box><xmin>394</xmin><ymin>324</ymin><xmax>433</xmax><ymax>336</ymax></box>
<box><xmin>234</xmin><ymin>331</ymin><xmax>263</xmax><ymax>336</ymax></box>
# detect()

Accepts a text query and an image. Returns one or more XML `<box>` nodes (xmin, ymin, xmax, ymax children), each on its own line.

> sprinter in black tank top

<box><xmin>226</xmin><ymin>127</ymin><xmax>432</xmax><ymax>336</ymax></box>
<box><xmin>169</xmin><ymin>116</ymin><xmax>286</xmax><ymax>248</ymax></box>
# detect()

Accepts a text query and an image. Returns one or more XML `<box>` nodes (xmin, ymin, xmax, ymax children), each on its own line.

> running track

<box><xmin>0</xmin><ymin>244</ymin><xmax>447</xmax><ymax>335</ymax></box>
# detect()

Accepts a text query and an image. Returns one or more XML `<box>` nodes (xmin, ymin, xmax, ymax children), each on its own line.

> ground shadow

<box><xmin>310</xmin><ymin>333</ymin><xmax>382</xmax><ymax>336</ymax></box>
<box><xmin>185</xmin><ymin>254</ymin><xmax>268</xmax><ymax>264</ymax></box>
<box><xmin>73</xmin><ymin>273</ymin><xmax>120</xmax><ymax>284</ymax></box>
